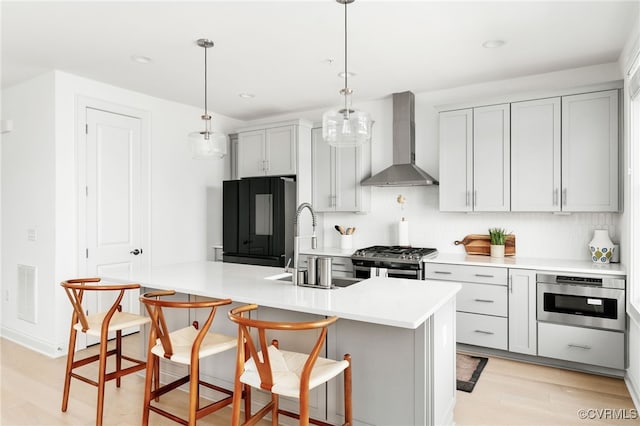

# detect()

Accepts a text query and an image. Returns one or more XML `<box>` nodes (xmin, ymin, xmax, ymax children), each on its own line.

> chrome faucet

<box><xmin>291</xmin><ymin>202</ymin><xmax>317</xmax><ymax>285</ymax></box>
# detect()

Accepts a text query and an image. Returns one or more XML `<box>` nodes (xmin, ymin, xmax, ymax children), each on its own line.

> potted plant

<box><xmin>488</xmin><ymin>227</ymin><xmax>507</xmax><ymax>258</ymax></box>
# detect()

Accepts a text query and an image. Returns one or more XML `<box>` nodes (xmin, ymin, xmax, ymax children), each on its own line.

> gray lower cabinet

<box><xmin>538</xmin><ymin>322</ymin><xmax>624</xmax><ymax>369</ymax></box>
<box><xmin>508</xmin><ymin>269</ymin><xmax>537</xmax><ymax>355</ymax></box>
<box><xmin>425</xmin><ymin>263</ymin><xmax>508</xmax><ymax>350</ymax></box>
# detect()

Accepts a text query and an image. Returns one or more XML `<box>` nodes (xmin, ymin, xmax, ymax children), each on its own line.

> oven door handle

<box><xmin>567</xmin><ymin>343</ymin><xmax>592</xmax><ymax>350</ymax></box>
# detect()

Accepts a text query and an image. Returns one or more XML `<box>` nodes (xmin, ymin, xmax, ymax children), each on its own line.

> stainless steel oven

<box><xmin>351</xmin><ymin>246</ymin><xmax>438</xmax><ymax>281</ymax></box>
<box><xmin>353</xmin><ymin>265</ymin><xmax>423</xmax><ymax>280</ymax></box>
<box><xmin>537</xmin><ymin>273</ymin><xmax>626</xmax><ymax>331</ymax></box>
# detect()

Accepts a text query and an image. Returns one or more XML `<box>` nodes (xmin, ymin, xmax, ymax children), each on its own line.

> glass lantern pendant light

<box><xmin>322</xmin><ymin>0</ymin><xmax>372</xmax><ymax>148</ymax></box>
<box><xmin>188</xmin><ymin>38</ymin><xmax>226</xmax><ymax>159</ymax></box>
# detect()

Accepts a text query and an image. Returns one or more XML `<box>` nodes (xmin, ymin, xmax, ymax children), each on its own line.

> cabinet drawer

<box><xmin>457</xmin><ymin>312</ymin><xmax>508</xmax><ymax>350</ymax></box>
<box><xmin>457</xmin><ymin>282</ymin><xmax>507</xmax><ymax>317</ymax></box>
<box><xmin>425</xmin><ymin>263</ymin><xmax>507</xmax><ymax>286</ymax></box>
<box><xmin>538</xmin><ymin>322</ymin><xmax>624</xmax><ymax>369</ymax></box>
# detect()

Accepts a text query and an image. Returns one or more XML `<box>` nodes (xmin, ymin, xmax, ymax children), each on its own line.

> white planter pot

<box><xmin>589</xmin><ymin>229</ymin><xmax>615</xmax><ymax>263</ymax></box>
<box><xmin>490</xmin><ymin>244</ymin><xmax>505</xmax><ymax>258</ymax></box>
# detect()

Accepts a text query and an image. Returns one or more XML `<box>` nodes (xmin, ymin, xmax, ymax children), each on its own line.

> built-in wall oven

<box><xmin>537</xmin><ymin>273</ymin><xmax>626</xmax><ymax>331</ymax></box>
<box><xmin>351</xmin><ymin>246</ymin><xmax>438</xmax><ymax>280</ymax></box>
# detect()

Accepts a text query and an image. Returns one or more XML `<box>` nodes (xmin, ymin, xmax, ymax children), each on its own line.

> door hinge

<box><xmin>85</xmin><ymin>248</ymin><xmax>88</xmax><ymax>259</ymax></box>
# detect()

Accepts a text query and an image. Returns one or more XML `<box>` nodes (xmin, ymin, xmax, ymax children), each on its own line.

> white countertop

<box><xmin>426</xmin><ymin>253</ymin><xmax>626</xmax><ymax>276</ymax></box>
<box><xmin>105</xmin><ymin>261</ymin><xmax>460</xmax><ymax>329</ymax></box>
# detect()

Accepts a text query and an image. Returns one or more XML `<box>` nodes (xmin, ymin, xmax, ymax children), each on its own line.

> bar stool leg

<box><xmin>188</xmin><ymin>358</ymin><xmax>199</xmax><ymax>426</ymax></box>
<box><xmin>96</xmin><ymin>333</ymin><xmax>109</xmax><ymax>426</ymax></box>
<box><xmin>142</xmin><ymin>351</ymin><xmax>155</xmax><ymax>426</ymax></box>
<box><xmin>61</xmin><ymin>326</ymin><xmax>77</xmax><ymax>412</ymax></box>
<box><xmin>344</xmin><ymin>354</ymin><xmax>352</xmax><ymax>425</ymax></box>
<box><xmin>116</xmin><ymin>329</ymin><xmax>122</xmax><ymax>387</ymax></box>
<box><xmin>271</xmin><ymin>394</ymin><xmax>279</xmax><ymax>426</ymax></box>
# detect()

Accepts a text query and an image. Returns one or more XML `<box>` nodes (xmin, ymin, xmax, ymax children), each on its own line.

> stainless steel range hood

<box><xmin>361</xmin><ymin>91</ymin><xmax>438</xmax><ymax>186</ymax></box>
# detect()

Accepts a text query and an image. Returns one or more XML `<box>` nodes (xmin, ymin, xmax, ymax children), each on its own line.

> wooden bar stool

<box><xmin>228</xmin><ymin>304</ymin><xmax>353</xmax><ymax>426</ymax></box>
<box><xmin>60</xmin><ymin>277</ymin><xmax>151</xmax><ymax>426</ymax></box>
<box><xmin>139</xmin><ymin>290</ymin><xmax>249</xmax><ymax>426</ymax></box>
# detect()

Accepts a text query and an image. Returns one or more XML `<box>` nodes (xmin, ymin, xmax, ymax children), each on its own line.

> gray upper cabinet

<box><xmin>311</xmin><ymin>127</ymin><xmax>370</xmax><ymax>213</ymax></box>
<box><xmin>473</xmin><ymin>104</ymin><xmax>510</xmax><ymax>211</ymax></box>
<box><xmin>237</xmin><ymin>125</ymin><xmax>297</xmax><ymax>178</ymax></box>
<box><xmin>441</xmin><ymin>88</ymin><xmax>620</xmax><ymax>213</ymax></box>
<box><xmin>561</xmin><ymin>90</ymin><xmax>619</xmax><ymax>212</ymax></box>
<box><xmin>511</xmin><ymin>97</ymin><xmax>561</xmax><ymax>212</ymax></box>
<box><xmin>439</xmin><ymin>109</ymin><xmax>473</xmax><ymax>211</ymax></box>
<box><xmin>439</xmin><ymin>105</ymin><xmax>510</xmax><ymax>212</ymax></box>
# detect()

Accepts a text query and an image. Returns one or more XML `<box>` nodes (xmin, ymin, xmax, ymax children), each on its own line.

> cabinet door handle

<box><xmin>568</xmin><ymin>344</ymin><xmax>591</xmax><ymax>350</ymax></box>
<box><xmin>474</xmin><ymin>190</ymin><xmax>478</xmax><ymax>207</ymax></box>
<box><xmin>265</xmin><ymin>160</ymin><xmax>270</xmax><ymax>171</ymax></box>
<box><xmin>466</xmin><ymin>190</ymin><xmax>470</xmax><ymax>207</ymax></box>
<box><xmin>474</xmin><ymin>330</ymin><xmax>495</xmax><ymax>335</ymax></box>
<box><xmin>553</xmin><ymin>188</ymin><xmax>559</xmax><ymax>206</ymax></box>
<box><xmin>509</xmin><ymin>275</ymin><xmax>513</xmax><ymax>293</ymax></box>
<box><xmin>562</xmin><ymin>188</ymin><xmax>567</xmax><ymax>206</ymax></box>
<box><xmin>474</xmin><ymin>298</ymin><xmax>494</xmax><ymax>303</ymax></box>
<box><xmin>474</xmin><ymin>274</ymin><xmax>494</xmax><ymax>278</ymax></box>
<box><xmin>433</xmin><ymin>271</ymin><xmax>452</xmax><ymax>275</ymax></box>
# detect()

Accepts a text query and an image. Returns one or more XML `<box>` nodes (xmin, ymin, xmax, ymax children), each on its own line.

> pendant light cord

<box><xmin>343</xmin><ymin>0</ymin><xmax>349</xmax><ymax>114</ymax></box>
<box><xmin>203</xmin><ymin>44</ymin><xmax>208</xmax><ymax>116</ymax></box>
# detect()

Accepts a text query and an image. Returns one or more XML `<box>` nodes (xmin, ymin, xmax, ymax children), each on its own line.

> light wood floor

<box><xmin>1</xmin><ymin>335</ymin><xmax>638</xmax><ymax>425</ymax></box>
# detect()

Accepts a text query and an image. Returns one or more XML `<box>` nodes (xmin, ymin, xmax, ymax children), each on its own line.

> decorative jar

<box><xmin>589</xmin><ymin>229</ymin><xmax>615</xmax><ymax>263</ymax></box>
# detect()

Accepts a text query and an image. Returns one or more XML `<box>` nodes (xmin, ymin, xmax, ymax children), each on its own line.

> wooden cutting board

<box><xmin>454</xmin><ymin>234</ymin><xmax>516</xmax><ymax>256</ymax></box>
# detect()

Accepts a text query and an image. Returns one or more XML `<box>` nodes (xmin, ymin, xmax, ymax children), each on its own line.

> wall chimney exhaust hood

<box><xmin>361</xmin><ymin>91</ymin><xmax>438</xmax><ymax>187</ymax></box>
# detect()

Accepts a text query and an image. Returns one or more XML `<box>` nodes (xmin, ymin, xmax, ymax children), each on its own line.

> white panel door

<box><xmin>265</xmin><ymin>125</ymin><xmax>296</xmax><ymax>176</ymax></box>
<box><xmin>84</xmin><ymin>107</ymin><xmax>144</xmax><ymax>342</ymax></box>
<box><xmin>473</xmin><ymin>104</ymin><xmax>510</xmax><ymax>211</ymax></box>
<box><xmin>439</xmin><ymin>109</ymin><xmax>473</xmax><ymax>212</ymax></box>
<box><xmin>508</xmin><ymin>269</ymin><xmax>537</xmax><ymax>355</ymax></box>
<box><xmin>511</xmin><ymin>98</ymin><xmax>561</xmax><ymax>211</ymax></box>
<box><xmin>562</xmin><ymin>90</ymin><xmax>619</xmax><ymax>212</ymax></box>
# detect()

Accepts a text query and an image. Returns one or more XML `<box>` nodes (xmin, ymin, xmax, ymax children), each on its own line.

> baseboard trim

<box><xmin>625</xmin><ymin>370</ymin><xmax>640</xmax><ymax>411</ymax></box>
<box><xmin>0</xmin><ymin>326</ymin><xmax>66</xmax><ymax>358</ymax></box>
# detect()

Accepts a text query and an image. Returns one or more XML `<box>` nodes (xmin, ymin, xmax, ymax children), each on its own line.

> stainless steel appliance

<box><xmin>351</xmin><ymin>246</ymin><xmax>438</xmax><ymax>280</ymax></box>
<box><xmin>222</xmin><ymin>177</ymin><xmax>295</xmax><ymax>267</ymax></box>
<box><xmin>537</xmin><ymin>272</ymin><xmax>626</xmax><ymax>331</ymax></box>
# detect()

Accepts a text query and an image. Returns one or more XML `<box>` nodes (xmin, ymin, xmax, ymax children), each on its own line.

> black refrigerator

<box><xmin>222</xmin><ymin>177</ymin><xmax>295</xmax><ymax>267</ymax></box>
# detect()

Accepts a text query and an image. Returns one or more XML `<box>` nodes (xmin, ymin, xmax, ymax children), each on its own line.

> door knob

<box><xmin>130</xmin><ymin>248</ymin><xmax>143</xmax><ymax>255</ymax></box>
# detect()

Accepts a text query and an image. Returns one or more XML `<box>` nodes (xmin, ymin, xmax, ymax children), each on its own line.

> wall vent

<box><xmin>17</xmin><ymin>265</ymin><xmax>37</xmax><ymax>324</ymax></box>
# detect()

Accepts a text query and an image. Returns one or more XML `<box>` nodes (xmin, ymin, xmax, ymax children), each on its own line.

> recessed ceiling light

<box><xmin>238</xmin><ymin>93</ymin><xmax>256</xmax><ymax>99</ymax></box>
<box><xmin>482</xmin><ymin>40</ymin><xmax>506</xmax><ymax>49</ymax></box>
<box><xmin>337</xmin><ymin>71</ymin><xmax>356</xmax><ymax>78</ymax></box>
<box><xmin>131</xmin><ymin>55</ymin><xmax>152</xmax><ymax>64</ymax></box>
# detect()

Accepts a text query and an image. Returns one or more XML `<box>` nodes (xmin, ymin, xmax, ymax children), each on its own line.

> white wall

<box><xmin>1</xmin><ymin>70</ymin><xmax>245</xmax><ymax>356</ymax></box>
<box><xmin>249</xmin><ymin>63</ymin><xmax>624</xmax><ymax>260</ymax></box>
<box><xmin>1</xmin><ymin>73</ymin><xmax>57</xmax><ymax>354</ymax></box>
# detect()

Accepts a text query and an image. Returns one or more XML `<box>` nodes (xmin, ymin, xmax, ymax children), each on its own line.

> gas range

<box><xmin>351</xmin><ymin>246</ymin><xmax>439</xmax><ymax>266</ymax></box>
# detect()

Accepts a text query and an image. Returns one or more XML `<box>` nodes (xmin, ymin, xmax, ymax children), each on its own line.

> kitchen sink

<box><xmin>265</xmin><ymin>273</ymin><xmax>360</xmax><ymax>289</ymax></box>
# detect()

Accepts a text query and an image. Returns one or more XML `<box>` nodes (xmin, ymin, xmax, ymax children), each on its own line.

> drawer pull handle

<box><xmin>474</xmin><ymin>274</ymin><xmax>495</xmax><ymax>278</ymax></box>
<box><xmin>474</xmin><ymin>330</ymin><xmax>495</xmax><ymax>335</ymax></box>
<box><xmin>433</xmin><ymin>271</ymin><xmax>452</xmax><ymax>275</ymax></box>
<box><xmin>474</xmin><ymin>298</ymin><xmax>494</xmax><ymax>303</ymax></box>
<box><xmin>568</xmin><ymin>344</ymin><xmax>591</xmax><ymax>350</ymax></box>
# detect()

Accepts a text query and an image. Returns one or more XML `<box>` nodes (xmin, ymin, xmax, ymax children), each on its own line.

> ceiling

<box><xmin>2</xmin><ymin>1</ymin><xmax>638</xmax><ymax>121</ymax></box>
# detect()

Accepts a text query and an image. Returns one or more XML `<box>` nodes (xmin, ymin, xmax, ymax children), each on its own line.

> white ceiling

<box><xmin>2</xmin><ymin>1</ymin><xmax>638</xmax><ymax>121</ymax></box>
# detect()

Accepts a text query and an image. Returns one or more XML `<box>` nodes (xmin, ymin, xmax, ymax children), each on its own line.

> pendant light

<box><xmin>322</xmin><ymin>0</ymin><xmax>372</xmax><ymax>148</ymax></box>
<box><xmin>188</xmin><ymin>38</ymin><xmax>226</xmax><ymax>159</ymax></box>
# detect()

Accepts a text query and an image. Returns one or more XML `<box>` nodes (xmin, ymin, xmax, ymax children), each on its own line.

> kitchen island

<box><xmin>105</xmin><ymin>261</ymin><xmax>460</xmax><ymax>426</ymax></box>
